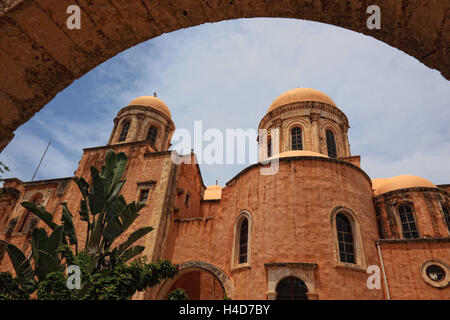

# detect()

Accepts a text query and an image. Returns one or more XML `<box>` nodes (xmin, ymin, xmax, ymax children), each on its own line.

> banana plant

<box><xmin>71</xmin><ymin>150</ymin><xmax>153</xmax><ymax>271</ymax></box>
<box><xmin>3</xmin><ymin>225</ymin><xmax>66</xmax><ymax>294</ymax></box>
<box><xmin>9</xmin><ymin>150</ymin><xmax>153</xmax><ymax>281</ymax></box>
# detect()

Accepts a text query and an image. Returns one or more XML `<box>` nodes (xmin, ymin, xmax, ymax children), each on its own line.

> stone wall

<box><xmin>0</xmin><ymin>0</ymin><xmax>449</xmax><ymax>151</ymax></box>
<box><xmin>161</xmin><ymin>156</ymin><xmax>384</xmax><ymax>299</ymax></box>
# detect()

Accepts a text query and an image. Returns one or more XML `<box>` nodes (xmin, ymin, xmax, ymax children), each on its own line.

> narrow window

<box><xmin>185</xmin><ymin>193</ymin><xmax>190</xmax><ymax>208</ymax></box>
<box><xmin>336</xmin><ymin>213</ymin><xmax>355</xmax><ymax>264</ymax></box>
<box><xmin>118</xmin><ymin>121</ymin><xmax>130</xmax><ymax>142</ymax></box>
<box><xmin>17</xmin><ymin>194</ymin><xmax>42</xmax><ymax>233</ymax></box>
<box><xmin>443</xmin><ymin>207</ymin><xmax>450</xmax><ymax>233</ymax></box>
<box><xmin>267</xmin><ymin>137</ymin><xmax>272</xmax><ymax>158</ymax></box>
<box><xmin>146</xmin><ymin>126</ymin><xmax>158</xmax><ymax>145</ymax></box>
<box><xmin>239</xmin><ymin>218</ymin><xmax>248</xmax><ymax>264</ymax></box>
<box><xmin>276</xmin><ymin>277</ymin><xmax>308</xmax><ymax>300</ymax></box>
<box><xmin>398</xmin><ymin>205</ymin><xmax>419</xmax><ymax>239</ymax></box>
<box><xmin>291</xmin><ymin>127</ymin><xmax>303</xmax><ymax>150</ymax></box>
<box><xmin>139</xmin><ymin>189</ymin><xmax>149</xmax><ymax>203</ymax></box>
<box><xmin>326</xmin><ymin>129</ymin><xmax>337</xmax><ymax>158</ymax></box>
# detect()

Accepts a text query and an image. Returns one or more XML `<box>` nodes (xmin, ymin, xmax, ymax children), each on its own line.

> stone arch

<box><xmin>231</xmin><ymin>210</ymin><xmax>253</xmax><ymax>268</ymax></box>
<box><xmin>275</xmin><ymin>275</ymin><xmax>309</xmax><ymax>300</ymax></box>
<box><xmin>156</xmin><ymin>260</ymin><xmax>234</xmax><ymax>299</ymax></box>
<box><xmin>113</xmin><ymin>117</ymin><xmax>134</xmax><ymax>144</ymax></box>
<box><xmin>140</xmin><ymin>119</ymin><xmax>161</xmax><ymax>143</ymax></box>
<box><xmin>282</xmin><ymin>118</ymin><xmax>312</xmax><ymax>153</ymax></box>
<box><xmin>320</xmin><ymin>120</ymin><xmax>345</xmax><ymax>157</ymax></box>
<box><xmin>0</xmin><ymin>0</ymin><xmax>448</xmax><ymax>151</ymax></box>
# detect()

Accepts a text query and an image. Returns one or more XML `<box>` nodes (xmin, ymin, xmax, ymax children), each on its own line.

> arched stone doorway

<box><xmin>0</xmin><ymin>0</ymin><xmax>448</xmax><ymax>151</ymax></box>
<box><xmin>156</xmin><ymin>260</ymin><xmax>233</xmax><ymax>300</ymax></box>
<box><xmin>275</xmin><ymin>276</ymin><xmax>308</xmax><ymax>300</ymax></box>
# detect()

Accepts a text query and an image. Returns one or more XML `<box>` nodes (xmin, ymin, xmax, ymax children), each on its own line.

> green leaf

<box><xmin>103</xmin><ymin>197</ymin><xmax>142</xmax><ymax>245</ymax></box>
<box><xmin>78</xmin><ymin>199</ymin><xmax>89</xmax><ymax>222</ymax></box>
<box><xmin>21</xmin><ymin>202</ymin><xmax>58</xmax><ymax>230</ymax></box>
<box><xmin>5</xmin><ymin>244</ymin><xmax>34</xmax><ymax>283</ymax></box>
<box><xmin>36</xmin><ymin>250</ymin><xmax>62</xmax><ymax>280</ymax></box>
<box><xmin>112</xmin><ymin>227</ymin><xmax>153</xmax><ymax>260</ymax></box>
<box><xmin>73</xmin><ymin>177</ymin><xmax>90</xmax><ymax>200</ymax></box>
<box><xmin>31</xmin><ymin>226</ymin><xmax>64</xmax><ymax>281</ymax></box>
<box><xmin>106</xmin><ymin>179</ymin><xmax>126</xmax><ymax>203</ymax></box>
<box><xmin>107</xmin><ymin>152</ymin><xmax>127</xmax><ymax>196</ymax></box>
<box><xmin>89</xmin><ymin>166</ymin><xmax>106</xmax><ymax>215</ymax></box>
<box><xmin>31</xmin><ymin>228</ymin><xmax>48</xmax><ymax>268</ymax></box>
<box><xmin>61</xmin><ymin>203</ymin><xmax>78</xmax><ymax>246</ymax></box>
<box><xmin>45</xmin><ymin>226</ymin><xmax>64</xmax><ymax>254</ymax></box>
<box><xmin>120</xmin><ymin>245</ymin><xmax>145</xmax><ymax>263</ymax></box>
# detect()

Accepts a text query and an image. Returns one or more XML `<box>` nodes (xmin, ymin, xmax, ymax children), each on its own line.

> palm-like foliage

<box><xmin>1</xmin><ymin>150</ymin><xmax>177</xmax><ymax>299</ymax></box>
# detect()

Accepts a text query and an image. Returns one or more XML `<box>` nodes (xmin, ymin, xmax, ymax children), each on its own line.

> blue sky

<box><xmin>1</xmin><ymin>18</ymin><xmax>449</xmax><ymax>186</ymax></box>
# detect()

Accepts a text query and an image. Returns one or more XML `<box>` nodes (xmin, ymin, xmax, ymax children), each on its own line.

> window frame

<box><xmin>267</xmin><ymin>136</ymin><xmax>272</xmax><ymax>158</ymax></box>
<box><xmin>275</xmin><ymin>276</ymin><xmax>309</xmax><ymax>300</ymax></box>
<box><xmin>231</xmin><ymin>211</ymin><xmax>252</xmax><ymax>269</ymax></box>
<box><xmin>442</xmin><ymin>206</ymin><xmax>450</xmax><ymax>235</ymax></box>
<box><xmin>325</xmin><ymin>129</ymin><xmax>337</xmax><ymax>158</ymax></box>
<box><xmin>396</xmin><ymin>204</ymin><xmax>420</xmax><ymax>239</ymax></box>
<box><xmin>336</xmin><ymin>213</ymin><xmax>356</xmax><ymax>264</ymax></box>
<box><xmin>330</xmin><ymin>206</ymin><xmax>366</xmax><ymax>271</ymax></box>
<box><xmin>139</xmin><ymin>189</ymin><xmax>150</xmax><ymax>204</ymax></box>
<box><xmin>118</xmin><ymin>120</ymin><xmax>131</xmax><ymax>142</ymax></box>
<box><xmin>291</xmin><ymin>126</ymin><xmax>303</xmax><ymax>151</ymax></box>
<box><xmin>146</xmin><ymin>125</ymin><xmax>158</xmax><ymax>145</ymax></box>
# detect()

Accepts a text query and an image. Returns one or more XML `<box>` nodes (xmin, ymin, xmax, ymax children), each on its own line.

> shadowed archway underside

<box><xmin>0</xmin><ymin>0</ymin><xmax>448</xmax><ymax>151</ymax></box>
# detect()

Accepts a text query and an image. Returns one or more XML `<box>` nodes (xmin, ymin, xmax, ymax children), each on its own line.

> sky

<box><xmin>0</xmin><ymin>18</ymin><xmax>449</xmax><ymax>187</ymax></box>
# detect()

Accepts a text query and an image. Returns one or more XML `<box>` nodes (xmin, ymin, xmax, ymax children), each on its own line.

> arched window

<box><xmin>233</xmin><ymin>212</ymin><xmax>252</xmax><ymax>267</ymax></box>
<box><xmin>443</xmin><ymin>207</ymin><xmax>450</xmax><ymax>233</ymax></box>
<box><xmin>17</xmin><ymin>193</ymin><xmax>42</xmax><ymax>233</ymax></box>
<box><xmin>398</xmin><ymin>205</ymin><xmax>419</xmax><ymax>239</ymax></box>
<box><xmin>239</xmin><ymin>218</ymin><xmax>249</xmax><ymax>264</ymax></box>
<box><xmin>336</xmin><ymin>213</ymin><xmax>355</xmax><ymax>264</ymax></box>
<box><xmin>146</xmin><ymin>126</ymin><xmax>158</xmax><ymax>145</ymax></box>
<box><xmin>326</xmin><ymin>129</ymin><xmax>337</xmax><ymax>158</ymax></box>
<box><xmin>267</xmin><ymin>137</ymin><xmax>272</xmax><ymax>158</ymax></box>
<box><xmin>291</xmin><ymin>127</ymin><xmax>303</xmax><ymax>150</ymax></box>
<box><xmin>118</xmin><ymin>121</ymin><xmax>130</xmax><ymax>142</ymax></box>
<box><xmin>276</xmin><ymin>277</ymin><xmax>308</xmax><ymax>300</ymax></box>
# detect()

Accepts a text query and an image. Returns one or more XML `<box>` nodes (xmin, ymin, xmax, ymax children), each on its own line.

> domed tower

<box><xmin>258</xmin><ymin>88</ymin><xmax>351</xmax><ymax>161</ymax></box>
<box><xmin>107</xmin><ymin>95</ymin><xmax>175</xmax><ymax>151</ymax></box>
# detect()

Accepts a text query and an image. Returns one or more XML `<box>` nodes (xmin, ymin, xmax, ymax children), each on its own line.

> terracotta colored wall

<box><xmin>379</xmin><ymin>241</ymin><xmax>450</xmax><ymax>299</ymax></box>
<box><xmin>375</xmin><ymin>189</ymin><xmax>450</xmax><ymax>239</ymax></box>
<box><xmin>0</xmin><ymin>143</ymin><xmax>178</xmax><ymax>275</ymax></box>
<box><xmin>162</xmin><ymin>158</ymin><xmax>384</xmax><ymax>299</ymax></box>
<box><xmin>169</xmin><ymin>271</ymin><xmax>225</xmax><ymax>300</ymax></box>
<box><xmin>0</xmin><ymin>178</ymin><xmax>71</xmax><ymax>272</ymax></box>
<box><xmin>69</xmin><ymin>144</ymin><xmax>179</xmax><ymax>260</ymax></box>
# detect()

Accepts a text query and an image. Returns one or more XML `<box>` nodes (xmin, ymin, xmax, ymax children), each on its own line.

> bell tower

<box><xmin>258</xmin><ymin>88</ymin><xmax>351</xmax><ymax>161</ymax></box>
<box><xmin>108</xmin><ymin>94</ymin><xmax>175</xmax><ymax>151</ymax></box>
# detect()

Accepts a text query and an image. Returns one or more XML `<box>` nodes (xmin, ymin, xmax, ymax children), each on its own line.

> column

<box><xmin>310</xmin><ymin>113</ymin><xmax>320</xmax><ymax>153</ymax></box>
<box><xmin>107</xmin><ymin>118</ymin><xmax>119</xmax><ymax>145</ymax></box>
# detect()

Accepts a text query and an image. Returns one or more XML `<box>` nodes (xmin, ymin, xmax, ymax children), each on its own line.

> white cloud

<box><xmin>1</xmin><ymin>18</ymin><xmax>449</xmax><ymax>186</ymax></box>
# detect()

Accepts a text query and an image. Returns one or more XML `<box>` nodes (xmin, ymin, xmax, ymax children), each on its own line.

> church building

<box><xmin>1</xmin><ymin>88</ymin><xmax>449</xmax><ymax>299</ymax></box>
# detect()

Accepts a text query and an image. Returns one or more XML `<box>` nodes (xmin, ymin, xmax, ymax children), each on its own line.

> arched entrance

<box><xmin>156</xmin><ymin>260</ymin><xmax>233</xmax><ymax>300</ymax></box>
<box><xmin>167</xmin><ymin>269</ymin><xmax>225</xmax><ymax>300</ymax></box>
<box><xmin>275</xmin><ymin>276</ymin><xmax>308</xmax><ymax>300</ymax></box>
<box><xmin>0</xmin><ymin>1</ymin><xmax>448</xmax><ymax>151</ymax></box>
